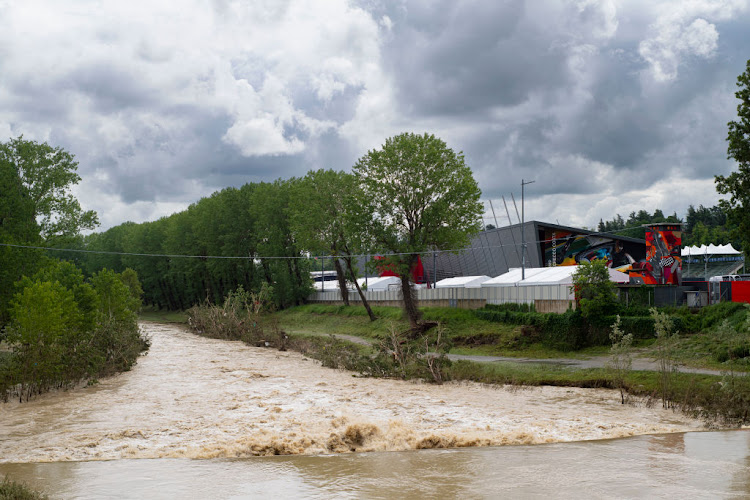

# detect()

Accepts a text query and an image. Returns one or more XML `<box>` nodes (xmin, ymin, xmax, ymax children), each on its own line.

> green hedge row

<box><xmin>474</xmin><ymin>307</ymin><xmax>677</xmax><ymax>349</ymax></box>
<box><xmin>474</xmin><ymin>309</ymin><xmax>587</xmax><ymax>350</ymax></box>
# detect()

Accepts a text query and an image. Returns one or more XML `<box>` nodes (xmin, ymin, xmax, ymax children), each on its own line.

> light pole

<box><xmin>521</xmin><ymin>179</ymin><xmax>535</xmax><ymax>280</ymax></box>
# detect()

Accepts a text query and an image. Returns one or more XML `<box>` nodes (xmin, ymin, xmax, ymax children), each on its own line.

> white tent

<box><xmin>435</xmin><ymin>275</ymin><xmax>491</xmax><ymax>288</ymax></box>
<box><xmin>313</xmin><ymin>276</ymin><xmax>401</xmax><ymax>292</ymax></box>
<box><xmin>482</xmin><ymin>266</ymin><xmax>629</xmax><ymax>287</ymax></box>
<box><xmin>681</xmin><ymin>244</ymin><xmax>742</xmax><ymax>256</ymax></box>
<box><xmin>357</xmin><ymin>276</ymin><xmax>401</xmax><ymax>291</ymax></box>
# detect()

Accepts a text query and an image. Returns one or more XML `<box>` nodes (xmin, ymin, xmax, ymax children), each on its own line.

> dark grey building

<box><xmin>425</xmin><ymin>221</ymin><xmax>647</xmax><ymax>282</ymax></box>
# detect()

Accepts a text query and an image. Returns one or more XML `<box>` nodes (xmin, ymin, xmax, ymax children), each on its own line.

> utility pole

<box><xmin>521</xmin><ymin>179</ymin><xmax>535</xmax><ymax>280</ymax></box>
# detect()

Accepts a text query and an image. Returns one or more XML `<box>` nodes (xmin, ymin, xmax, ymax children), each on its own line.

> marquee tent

<box><xmin>481</xmin><ymin>266</ymin><xmax>629</xmax><ymax>287</ymax></box>
<box><xmin>681</xmin><ymin>244</ymin><xmax>742</xmax><ymax>256</ymax></box>
<box><xmin>435</xmin><ymin>275</ymin><xmax>491</xmax><ymax>288</ymax></box>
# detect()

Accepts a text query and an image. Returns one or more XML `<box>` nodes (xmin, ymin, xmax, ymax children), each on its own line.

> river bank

<box><xmin>1</xmin><ymin>322</ymin><xmax>706</xmax><ymax>463</ymax></box>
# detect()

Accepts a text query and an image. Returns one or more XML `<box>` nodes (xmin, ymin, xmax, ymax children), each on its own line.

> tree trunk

<box><xmin>399</xmin><ymin>255</ymin><xmax>422</xmax><ymax>332</ymax></box>
<box><xmin>344</xmin><ymin>256</ymin><xmax>376</xmax><ymax>321</ymax></box>
<box><xmin>333</xmin><ymin>258</ymin><xmax>350</xmax><ymax>306</ymax></box>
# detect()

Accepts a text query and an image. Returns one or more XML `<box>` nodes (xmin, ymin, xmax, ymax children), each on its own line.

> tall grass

<box><xmin>0</xmin><ymin>476</ymin><xmax>48</xmax><ymax>500</ymax></box>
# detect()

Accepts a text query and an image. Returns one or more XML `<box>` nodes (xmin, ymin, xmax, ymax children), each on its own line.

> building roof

<box><xmin>480</xmin><ymin>220</ymin><xmax>646</xmax><ymax>245</ymax></box>
<box><xmin>681</xmin><ymin>244</ymin><xmax>742</xmax><ymax>256</ymax></box>
<box><xmin>482</xmin><ymin>266</ymin><xmax>629</xmax><ymax>286</ymax></box>
<box><xmin>435</xmin><ymin>275</ymin><xmax>491</xmax><ymax>288</ymax></box>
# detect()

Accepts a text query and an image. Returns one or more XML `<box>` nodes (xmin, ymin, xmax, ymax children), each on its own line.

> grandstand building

<box><xmin>682</xmin><ymin>244</ymin><xmax>745</xmax><ymax>279</ymax></box>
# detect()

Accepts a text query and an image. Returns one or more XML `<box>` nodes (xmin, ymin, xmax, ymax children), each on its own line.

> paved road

<box><xmin>305</xmin><ymin>331</ymin><xmax>731</xmax><ymax>376</ymax></box>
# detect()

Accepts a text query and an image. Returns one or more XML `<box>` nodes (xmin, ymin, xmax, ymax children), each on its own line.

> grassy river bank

<box><xmin>143</xmin><ymin>302</ymin><xmax>750</xmax><ymax>426</ymax></box>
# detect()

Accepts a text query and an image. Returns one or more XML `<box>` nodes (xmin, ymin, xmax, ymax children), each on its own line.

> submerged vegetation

<box><xmin>0</xmin><ymin>263</ymin><xmax>149</xmax><ymax>402</ymax></box>
<box><xmin>1</xmin><ymin>137</ymin><xmax>149</xmax><ymax>403</ymax></box>
<box><xmin>186</xmin><ymin>290</ymin><xmax>452</xmax><ymax>384</ymax></box>
<box><xmin>0</xmin><ymin>476</ymin><xmax>48</xmax><ymax>500</ymax></box>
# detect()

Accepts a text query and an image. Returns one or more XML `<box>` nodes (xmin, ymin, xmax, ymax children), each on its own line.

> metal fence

<box><xmin>308</xmin><ymin>284</ymin><xmax>574</xmax><ymax>310</ymax></box>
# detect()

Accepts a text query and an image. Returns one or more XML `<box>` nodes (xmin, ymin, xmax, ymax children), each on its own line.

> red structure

<box><xmin>732</xmin><ymin>281</ymin><xmax>750</xmax><ymax>304</ymax></box>
<box><xmin>374</xmin><ymin>256</ymin><xmax>428</xmax><ymax>285</ymax></box>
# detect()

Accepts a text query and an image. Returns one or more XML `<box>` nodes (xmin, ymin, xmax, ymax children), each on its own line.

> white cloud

<box><xmin>0</xmin><ymin>0</ymin><xmax>748</xmax><ymax>232</ymax></box>
<box><xmin>638</xmin><ymin>0</ymin><xmax>747</xmax><ymax>81</ymax></box>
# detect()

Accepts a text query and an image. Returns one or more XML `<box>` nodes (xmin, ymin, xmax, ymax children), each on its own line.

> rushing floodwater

<box><xmin>1</xmin><ymin>322</ymin><xmax>748</xmax><ymax>498</ymax></box>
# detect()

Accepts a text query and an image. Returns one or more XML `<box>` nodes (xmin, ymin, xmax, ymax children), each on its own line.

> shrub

<box><xmin>475</xmin><ymin>306</ymin><xmax>587</xmax><ymax>351</ymax></box>
<box><xmin>572</xmin><ymin>260</ymin><xmax>620</xmax><ymax>319</ymax></box>
<box><xmin>186</xmin><ymin>284</ymin><xmax>289</xmax><ymax>348</ymax></box>
<box><xmin>482</xmin><ymin>303</ymin><xmax>535</xmax><ymax>313</ymax></box>
<box><xmin>1</xmin><ymin>268</ymin><xmax>147</xmax><ymax>402</ymax></box>
<box><xmin>0</xmin><ymin>476</ymin><xmax>48</xmax><ymax>500</ymax></box>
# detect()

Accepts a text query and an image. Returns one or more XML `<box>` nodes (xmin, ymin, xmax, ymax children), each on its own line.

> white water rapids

<box><xmin>0</xmin><ymin>322</ymin><xmax>704</xmax><ymax>463</ymax></box>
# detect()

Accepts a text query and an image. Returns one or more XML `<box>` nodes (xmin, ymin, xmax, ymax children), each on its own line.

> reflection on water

<box><xmin>1</xmin><ymin>431</ymin><xmax>749</xmax><ymax>499</ymax></box>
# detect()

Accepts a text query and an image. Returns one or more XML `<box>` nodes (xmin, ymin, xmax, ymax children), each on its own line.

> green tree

<box><xmin>119</xmin><ymin>268</ymin><xmax>144</xmax><ymax>312</ymax></box>
<box><xmin>0</xmin><ymin>136</ymin><xmax>99</xmax><ymax>242</ymax></box>
<box><xmin>250</xmin><ymin>180</ymin><xmax>311</xmax><ymax>309</ymax></box>
<box><xmin>0</xmin><ymin>160</ymin><xmax>42</xmax><ymax>325</ymax></box>
<box><xmin>290</xmin><ymin>169</ymin><xmax>376</xmax><ymax>320</ymax></box>
<box><xmin>6</xmin><ymin>280</ymin><xmax>82</xmax><ymax>400</ymax></box>
<box><xmin>716</xmin><ymin>59</ymin><xmax>750</xmax><ymax>253</ymax></box>
<box><xmin>353</xmin><ymin>132</ymin><xmax>483</xmax><ymax>331</ymax></box>
<box><xmin>572</xmin><ymin>259</ymin><xmax>619</xmax><ymax>319</ymax></box>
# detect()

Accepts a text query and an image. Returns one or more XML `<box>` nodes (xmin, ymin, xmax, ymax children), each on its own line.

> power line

<box><xmin>0</xmin><ymin>226</ymin><xmax>655</xmax><ymax>261</ymax></box>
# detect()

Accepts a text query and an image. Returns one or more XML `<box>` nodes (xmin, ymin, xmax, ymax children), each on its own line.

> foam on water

<box><xmin>0</xmin><ymin>322</ymin><xmax>704</xmax><ymax>462</ymax></box>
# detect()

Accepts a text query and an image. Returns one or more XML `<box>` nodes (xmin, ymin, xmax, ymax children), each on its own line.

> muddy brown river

<box><xmin>1</xmin><ymin>322</ymin><xmax>749</xmax><ymax>498</ymax></box>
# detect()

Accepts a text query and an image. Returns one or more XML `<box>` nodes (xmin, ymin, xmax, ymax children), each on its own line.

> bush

<box><xmin>481</xmin><ymin>303</ymin><xmax>535</xmax><ymax>313</ymax></box>
<box><xmin>475</xmin><ymin>306</ymin><xmax>587</xmax><ymax>351</ymax></box>
<box><xmin>539</xmin><ymin>310</ymin><xmax>587</xmax><ymax>351</ymax></box>
<box><xmin>186</xmin><ymin>284</ymin><xmax>290</xmax><ymax>348</ymax></box>
<box><xmin>1</xmin><ymin>267</ymin><xmax>148</xmax><ymax>403</ymax></box>
<box><xmin>0</xmin><ymin>476</ymin><xmax>48</xmax><ymax>500</ymax></box>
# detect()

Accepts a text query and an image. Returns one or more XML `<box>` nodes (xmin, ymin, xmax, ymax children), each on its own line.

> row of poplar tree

<box><xmin>63</xmin><ymin>132</ymin><xmax>485</xmax><ymax>331</ymax></box>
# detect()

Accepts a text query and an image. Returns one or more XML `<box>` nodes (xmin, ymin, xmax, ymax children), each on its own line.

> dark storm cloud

<box><xmin>65</xmin><ymin>63</ymin><xmax>160</xmax><ymax>113</ymax></box>
<box><xmin>382</xmin><ymin>0</ymin><xmax>570</xmax><ymax>117</ymax></box>
<box><xmin>2</xmin><ymin>1</ymin><xmax>750</xmax><ymax>230</ymax></box>
<box><xmin>86</xmin><ymin>112</ymin><xmax>311</xmax><ymax>204</ymax></box>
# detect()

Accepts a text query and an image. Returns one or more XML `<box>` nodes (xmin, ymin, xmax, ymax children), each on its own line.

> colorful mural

<box><xmin>628</xmin><ymin>224</ymin><xmax>683</xmax><ymax>285</ymax></box>
<box><xmin>542</xmin><ymin>230</ymin><xmax>643</xmax><ymax>271</ymax></box>
<box><xmin>541</xmin><ymin>224</ymin><xmax>683</xmax><ymax>285</ymax></box>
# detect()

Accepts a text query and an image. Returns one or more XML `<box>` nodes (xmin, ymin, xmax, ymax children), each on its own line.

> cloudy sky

<box><xmin>1</xmin><ymin>0</ymin><xmax>749</xmax><ymax>231</ymax></box>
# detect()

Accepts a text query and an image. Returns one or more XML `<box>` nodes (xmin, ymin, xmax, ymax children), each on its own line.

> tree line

<box><xmin>72</xmin><ymin>180</ymin><xmax>314</xmax><ymax>311</ymax></box>
<box><xmin>66</xmin><ymin>133</ymin><xmax>484</xmax><ymax>332</ymax></box>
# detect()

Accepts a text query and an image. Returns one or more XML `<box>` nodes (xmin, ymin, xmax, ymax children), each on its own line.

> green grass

<box><xmin>275</xmin><ymin>304</ymin><xmax>637</xmax><ymax>360</ymax></box>
<box><xmin>446</xmin><ymin>360</ymin><xmax>750</xmax><ymax>424</ymax></box>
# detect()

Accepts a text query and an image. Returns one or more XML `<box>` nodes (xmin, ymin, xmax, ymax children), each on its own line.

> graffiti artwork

<box><xmin>542</xmin><ymin>224</ymin><xmax>683</xmax><ymax>285</ymax></box>
<box><xmin>628</xmin><ymin>224</ymin><xmax>683</xmax><ymax>285</ymax></box>
<box><xmin>543</xmin><ymin>230</ymin><xmax>643</xmax><ymax>271</ymax></box>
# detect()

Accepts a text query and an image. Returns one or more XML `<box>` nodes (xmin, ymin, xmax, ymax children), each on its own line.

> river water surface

<box><xmin>1</xmin><ymin>322</ymin><xmax>748</xmax><ymax>498</ymax></box>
